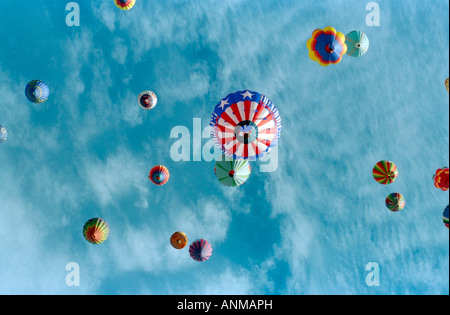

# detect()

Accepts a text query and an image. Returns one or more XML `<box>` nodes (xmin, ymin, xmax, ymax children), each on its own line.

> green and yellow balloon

<box><xmin>83</xmin><ymin>218</ymin><xmax>110</xmax><ymax>244</ymax></box>
<box><xmin>373</xmin><ymin>161</ymin><xmax>398</xmax><ymax>185</ymax></box>
<box><xmin>214</xmin><ymin>155</ymin><xmax>251</xmax><ymax>187</ymax></box>
<box><xmin>385</xmin><ymin>193</ymin><xmax>405</xmax><ymax>212</ymax></box>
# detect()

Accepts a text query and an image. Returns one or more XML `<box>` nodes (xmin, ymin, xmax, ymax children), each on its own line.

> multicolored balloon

<box><xmin>214</xmin><ymin>155</ymin><xmax>251</xmax><ymax>187</ymax></box>
<box><xmin>0</xmin><ymin>126</ymin><xmax>7</xmax><ymax>144</ymax></box>
<box><xmin>149</xmin><ymin>165</ymin><xmax>170</xmax><ymax>185</ymax></box>
<box><xmin>25</xmin><ymin>80</ymin><xmax>49</xmax><ymax>104</ymax></box>
<box><xmin>189</xmin><ymin>239</ymin><xmax>212</xmax><ymax>262</ymax></box>
<box><xmin>114</xmin><ymin>0</ymin><xmax>135</xmax><ymax>10</ymax></box>
<box><xmin>443</xmin><ymin>206</ymin><xmax>449</xmax><ymax>229</ymax></box>
<box><xmin>170</xmin><ymin>231</ymin><xmax>188</xmax><ymax>250</ymax></box>
<box><xmin>345</xmin><ymin>30</ymin><xmax>369</xmax><ymax>57</ymax></box>
<box><xmin>306</xmin><ymin>27</ymin><xmax>347</xmax><ymax>66</ymax></box>
<box><xmin>442</xmin><ymin>206</ymin><xmax>449</xmax><ymax>229</ymax></box>
<box><xmin>210</xmin><ymin>90</ymin><xmax>282</xmax><ymax>160</ymax></box>
<box><xmin>385</xmin><ymin>193</ymin><xmax>405</xmax><ymax>212</ymax></box>
<box><xmin>433</xmin><ymin>167</ymin><xmax>449</xmax><ymax>191</ymax></box>
<box><xmin>372</xmin><ymin>160</ymin><xmax>398</xmax><ymax>185</ymax></box>
<box><xmin>83</xmin><ymin>218</ymin><xmax>109</xmax><ymax>244</ymax></box>
<box><xmin>138</xmin><ymin>91</ymin><xmax>157</xmax><ymax>110</ymax></box>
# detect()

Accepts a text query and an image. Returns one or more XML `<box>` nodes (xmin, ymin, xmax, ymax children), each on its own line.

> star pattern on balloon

<box><xmin>241</xmin><ymin>90</ymin><xmax>254</xmax><ymax>100</ymax></box>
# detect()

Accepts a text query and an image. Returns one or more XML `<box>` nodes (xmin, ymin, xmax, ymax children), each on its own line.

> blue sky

<box><xmin>0</xmin><ymin>0</ymin><xmax>448</xmax><ymax>295</ymax></box>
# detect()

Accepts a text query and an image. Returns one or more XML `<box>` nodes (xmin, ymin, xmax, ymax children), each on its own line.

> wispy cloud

<box><xmin>0</xmin><ymin>0</ymin><xmax>448</xmax><ymax>295</ymax></box>
<box><xmin>82</xmin><ymin>147</ymin><xmax>150</xmax><ymax>208</ymax></box>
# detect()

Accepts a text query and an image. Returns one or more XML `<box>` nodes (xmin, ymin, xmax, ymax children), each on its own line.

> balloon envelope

<box><xmin>210</xmin><ymin>90</ymin><xmax>282</xmax><ymax>160</ymax></box>
<box><xmin>433</xmin><ymin>167</ymin><xmax>449</xmax><ymax>191</ymax></box>
<box><xmin>138</xmin><ymin>91</ymin><xmax>157</xmax><ymax>110</ymax></box>
<box><xmin>114</xmin><ymin>0</ymin><xmax>135</xmax><ymax>10</ymax></box>
<box><xmin>83</xmin><ymin>218</ymin><xmax>109</xmax><ymax>244</ymax></box>
<box><xmin>25</xmin><ymin>80</ymin><xmax>49</xmax><ymax>103</ymax></box>
<box><xmin>214</xmin><ymin>155</ymin><xmax>251</xmax><ymax>187</ymax></box>
<box><xmin>0</xmin><ymin>126</ymin><xmax>7</xmax><ymax>143</ymax></box>
<box><xmin>443</xmin><ymin>206</ymin><xmax>449</xmax><ymax>229</ymax></box>
<box><xmin>189</xmin><ymin>239</ymin><xmax>212</xmax><ymax>262</ymax></box>
<box><xmin>307</xmin><ymin>27</ymin><xmax>347</xmax><ymax>66</ymax></box>
<box><xmin>345</xmin><ymin>31</ymin><xmax>369</xmax><ymax>57</ymax></box>
<box><xmin>385</xmin><ymin>193</ymin><xmax>405</xmax><ymax>212</ymax></box>
<box><xmin>170</xmin><ymin>231</ymin><xmax>188</xmax><ymax>249</ymax></box>
<box><xmin>149</xmin><ymin>165</ymin><xmax>170</xmax><ymax>185</ymax></box>
<box><xmin>373</xmin><ymin>160</ymin><xmax>398</xmax><ymax>185</ymax></box>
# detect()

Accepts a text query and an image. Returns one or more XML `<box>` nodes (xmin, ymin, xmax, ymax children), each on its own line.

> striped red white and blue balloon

<box><xmin>210</xmin><ymin>90</ymin><xmax>282</xmax><ymax>160</ymax></box>
<box><xmin>189</xmin><ymin>239</ymin><xmax>212</xmax><ymax>262</ymax></box>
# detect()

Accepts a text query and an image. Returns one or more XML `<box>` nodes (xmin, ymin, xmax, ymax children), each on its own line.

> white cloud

<box><xmin>82</xmin><ymin>148</ymin><xmax>150</xmax><ymax>208</ymax></box>
<box><xmin>0</xmin><ymin>175</ymin><xmax>98</xmax><ymax>294</ymax></box>
<box><xmin>120</xmin><ymin>90</ymin><xmax>144</xmax><ymax>127</ymax></box>
<box><xmin>0</xmin><ymin>0</ymin><xmax>448</xmax><ymax>295</ymax></box>
<box><xmin>111</xmin><ymin>37</ymin><xmax>129</xmax><ymax>65</ymax></box>
<box><xmin>168</xmin><ymin>197</ymin><xmax>232</xmax><ymax>244</ymax></box>
<box><xmin>189</xmin><ymin>267</ymin><xmax>255</xmax><ymax>295</ymax></box>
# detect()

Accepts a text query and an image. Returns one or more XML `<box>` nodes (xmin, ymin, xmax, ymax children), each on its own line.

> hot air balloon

<box><xmin>385</xmin><ymin>193</ymin><xmax>405</xmax><ymax>212</ymax></box>
<box><xmin>214</xmin><ymin>155</ymin><xmax>251</xmax><ymax>187</ymax></box>
<box><xmin>306</xmin><ymin>27</ymin><xmax>347</xmax><ymax>66</ymax></box>
<box><xmin>372</xmin><ymin>160</ymin><xmax>398</xmax><ymax>185</ymax></box>
<box><xmin>138</xmin><ymin>91</ymin><xmax>157</xmax><ymax>110</ymax></box>
<box><xmin>149</xmin><ymin>165</ymin><xmax>170</xmax><ymax>185</ymax></box>
<box><xmin>114</xmin><ymin>0</ymin><xmax>135</xmax><ymax>10</ymax></box>
<box><xmin>0</xmin><ymin>126</ymin><xmax>7</xmax><ymax>144</ymax></box>
<box><xmin>445</xmin><ymin>78</ymin><xmax>449</xmax><ymax>93</ymax></box>
<box><xmin>345</xmin><ymin>30</ymin><xmax>369</xmax><ymax>57</ymax></box>
<box><xmin>83</xmin><ymin>218</ymin><xmax>109</xmax><ymax>244</ymax></box>
<box><xmin>443</xmin><ymin>206</ymin><xmax>449</xmax><ymax>229</ymax></box>
<box><xmin>189</xmin><ymin>239</ymin><xmax>212</xmax><ymax>262</ymax></box>
<box><xmin>25</xmin><ymin>80</ymin><xmax>49</xmax><ymax>103</ymax></box>
<box><xmin>170</xmin><ymin>231</ymin><xmax>188</xmax><ymax>249</ymax></box>
<box><xmin>210</xmin><ymin>90</ymin><xmax>282</xmax><ymax>160</ymax></box>
<box><xmin>433</xmin><ymin>167</ymin><xmax>449</xmax><ymax>191</ymax></box>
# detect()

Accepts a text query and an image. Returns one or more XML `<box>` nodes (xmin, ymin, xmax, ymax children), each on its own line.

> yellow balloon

<box><xmin>114</xmin><ymin>0</ymin><xmax>135</xmax><ymax>10</ymax></box>
<box><xmin>170</xmin><ymin>232</ymin><xmax>188</xmax><ymax>250</ymax></box>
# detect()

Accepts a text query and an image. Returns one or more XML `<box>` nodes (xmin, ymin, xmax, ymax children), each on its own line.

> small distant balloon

<box><xmin>385</xmin><ymin>193</ymin><xmax>405</xmax><ymax>212</ymax></box>
<box><xmin>373</xmin><ymin>160</ymin><xmax>398</xmax><ymax>185</ymax></box>
<box><xmin>189</xmin><ymin>239</ymin><xmax>212</xmax><ymax>262</ymax></box>
<box><xmin>138</xmin><ymin>91</ymin><xmax>157</xmax><ymax>110</ymax></box>
<box><xmin>443</xmin><ymin>206</ymin><xmax>449</xmax><ymax>229</ymax></box>
<box><xmin>214</xmin><ymin>155</ymin><xmax>251</xmax><ymax>187</ymax></box>
<box><xmin>170</xmin><ymin>231</ymin><xmax>188</xmax><ymax>249</ymax></box>
<box><xmin>345</xmin><ymin>31</ymin><xmax>370</xmax><ymax>57</ymax></box>
<box><xmin>0</xmin><ymin>126</ymin><xmax>7</xmax><ymax>144</ymax></box>
<box><xmin>433</xmin><ymin>167</ymin><xmax>449</xmax><ymax>191</ymax></box>
<box><xmin>307</xmin><ymin>27</ymin><xmax>347</xmax><ymax>66</ymax></box>
<box><xmin>25</xmin><ymin>80</ymin><xmax>49</xmax><ymax>104</ymax></box>
<box><xmin>149</xmin><ymin>165</ymin><xmax>170</xmax><ymax>185</ymax></box>
<box><xmin>83</xmin><ymin>218</ymin><xmax>109</xmax><ymax>244</ymax></box>
<box><xmin>445</xmin><ymin>78</ymin><xmax>449</xmax><ymax>93</ymax></box>
<box><xmin>442</xmin><ymin>206</ymin><xmax>449</xmax><ymax>229</ymax></box>
<box><xmin>114</xmin><ymin>0</ymin><xmax>135</xmax><ymax>10</ymax></box>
